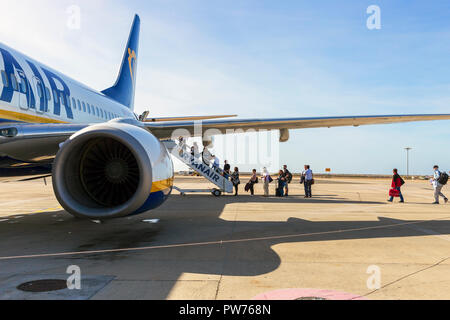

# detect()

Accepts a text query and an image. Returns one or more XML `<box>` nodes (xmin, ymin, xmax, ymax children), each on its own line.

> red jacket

<box><xmin>391</xmin><ymin>175</ymin><xmax>403</xmax><ymax>188</ymax></box>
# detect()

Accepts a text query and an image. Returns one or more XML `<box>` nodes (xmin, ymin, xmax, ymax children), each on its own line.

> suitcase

<box><xmin>389</xmin><ymin>188</ymin><xmax>400</xmax><ymax>197</ymax></box>
<box><xmin>275</xmin><ymin>187</ymin><xmax>283</xmax><ymax>197</ymax></box>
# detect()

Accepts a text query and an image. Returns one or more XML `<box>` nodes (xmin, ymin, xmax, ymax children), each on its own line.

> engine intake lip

<box><xmin>52</xmin><ymin>124</ymin><xmax>153</xmax><ymax>219</ymax></box>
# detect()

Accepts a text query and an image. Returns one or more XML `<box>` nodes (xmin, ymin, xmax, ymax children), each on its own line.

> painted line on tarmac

<box><xmin>1</xmin><ymin>216</ymin><xmax>450</xmax><ymax>261</ymax></box>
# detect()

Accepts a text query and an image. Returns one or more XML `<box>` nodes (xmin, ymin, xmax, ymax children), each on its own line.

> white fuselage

<box><xmin>0</xmin><ymin>42</ymin><xmax>136</xmax><ymax>125</ymax></box>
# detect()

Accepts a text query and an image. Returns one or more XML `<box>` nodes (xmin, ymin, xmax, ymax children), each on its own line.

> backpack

<box><xmin>286</xmin><ymin>171</ymin><xmax>293</xmax><ymax>184</ymax></box>
<box><xmin>438</xmin><ymin>172</ymin><xmax>449</xmax><ymax>185</ymax></box>
<box><xmin>399</xmin><ymin>176</ymin><xmax>405</xmax><ymax>186</ymax></box>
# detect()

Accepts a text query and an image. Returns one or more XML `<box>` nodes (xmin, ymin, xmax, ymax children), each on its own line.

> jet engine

<box><xmin>52</xmin><ymin>122</ymin><xmax>174</xmax><ymax>219</ymax></box>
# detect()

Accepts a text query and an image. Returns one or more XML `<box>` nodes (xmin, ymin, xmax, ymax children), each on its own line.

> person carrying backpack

<box><xmin>432</xmin><ymin>165</ymin><xmax>449</xmax><ymax>204</ymax></box>
<box><xmin>388</xmin><ymin>168</ymin><xmax>405</xmax><ymax>203</ymax></box>
<box><xmin>283</xmin><ymin>165</ymin><xmax>292</xmax><ymax>197</ymax></box>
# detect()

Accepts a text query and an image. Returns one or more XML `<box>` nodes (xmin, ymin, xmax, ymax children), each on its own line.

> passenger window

<box><xmin>77</xmin><ymin>100</ymin><xmax>81</xmax><ymax>110</ymax></box>
<box><xmin>60</xmin><ymin>94</ymin><xmax>65</xmax><ymax>106</ymax></box>
<box><xmin>20</xmin><ymin>79</ymin><xmax>27</xmax><ymax>93</ymax></box>
<box><xmin>1</xmin><ymin>70</ymin><xmax>8</xmax><ymax>87</ymax></box>
<box><xmin>36</xmin><ymin>82</ymin><xmax>43</xmax><ymax>98</ymax></box>
<box><xmin>10</xmin><ymin>74</ymin><xmax>18</xmax><ymax>91</ymax></box>
<box><xmin>100</xmin><ymin>109</ymin><xmax>104</xmax><ymax>118</ymax></box>
<box><xmin>53</xmin><ymin>90</ymin><xmax>58</xmax><ymax>102</ymax></box>
<box><xmin>72</xmin><ymin>98</ymin><xmax>76</xmax><ymax>110</ymax></box>
<box><xmin>82</xmin><ymin>102</ymin><xmax>86</xmax><ymax>112</ymax></box>
<box><xmin>45</xmin><ymin>87</ymin><xmax>51</xmax><ymax>101</ymax></box>
<box><xmin>96</xmin><ymin>107</ymin><xmax>99</xmax><ymax>117</ymax></box>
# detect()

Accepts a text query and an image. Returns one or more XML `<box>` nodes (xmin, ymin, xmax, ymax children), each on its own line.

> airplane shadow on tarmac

<box><xmin>0</xmin><ymin>193</ymin><xmax>449</xmax><ymax>299</ymax></box>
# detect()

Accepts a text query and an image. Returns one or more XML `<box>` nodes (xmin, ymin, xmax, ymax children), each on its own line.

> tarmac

<box><xmin>0</xmin><ymin>175</ymin><xmax>450</xmax><ymax>300</ymax></box>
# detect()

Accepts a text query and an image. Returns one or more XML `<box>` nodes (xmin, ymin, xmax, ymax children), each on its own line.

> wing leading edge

<box><xmin>145</xmin><ymin>113</ymin><xmax>450</xmax><ymax>140</ymax></box>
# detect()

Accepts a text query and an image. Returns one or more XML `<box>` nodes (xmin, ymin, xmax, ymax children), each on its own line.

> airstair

<box><xmin>171</xmin><ymin>144</ymin><xmax>234</xmax><ymax>196</ymax></box>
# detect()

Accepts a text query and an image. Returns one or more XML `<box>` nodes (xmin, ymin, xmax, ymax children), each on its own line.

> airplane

<box><xmin>1</xmin><ymin>14</ymin><xmax>450</xmax><ymax>220</ymax></box>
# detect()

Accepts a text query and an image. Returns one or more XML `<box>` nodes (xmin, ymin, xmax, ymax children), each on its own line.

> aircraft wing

<box><xmin>145</xmin><ymin>113</ymin><xmax>450</xmax><ymax>140</ymax></box>
<box><xmin>2</xmin><ymin>113</ymin><xmax>450</xmax><ymax>164</ymax></box>
<box><xmin>0</xmin><ymin>123</ymin><xmax>89</xmax><ymax>164</ymax></box>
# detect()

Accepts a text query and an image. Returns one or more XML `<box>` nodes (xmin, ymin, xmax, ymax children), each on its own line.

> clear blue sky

<box><xmin>1</xmin><ymin>0</ymin><xmax>449</xmax><ymax>174</ymax></box>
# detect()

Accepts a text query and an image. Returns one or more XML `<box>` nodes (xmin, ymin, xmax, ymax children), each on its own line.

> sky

<box><xmin>0</xmin><ymin>0</ymin><xmax>449</xmax><ymax>174</ymax></box>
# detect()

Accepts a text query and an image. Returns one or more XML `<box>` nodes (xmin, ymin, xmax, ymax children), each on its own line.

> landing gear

<box><xmin>212</xmin><ymin>189</ymin><xmax>222</xmax><ymax>197</ymax></box>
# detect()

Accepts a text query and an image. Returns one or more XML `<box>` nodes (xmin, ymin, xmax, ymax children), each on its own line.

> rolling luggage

<box><xmin>275</xmin><ymin>186</ymin><xmax>283</xmax><ymax>197</ymax></box>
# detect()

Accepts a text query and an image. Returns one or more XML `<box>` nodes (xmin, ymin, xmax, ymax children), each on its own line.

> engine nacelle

<box><xmin>52</xmin><ymin>122</ymin><xmax>174</xmax><ymax>219</ymax></box>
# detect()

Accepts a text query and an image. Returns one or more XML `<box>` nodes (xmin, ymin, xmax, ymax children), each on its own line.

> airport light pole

<box><xmin>404</xmin><ymin>147</ymin><xmax>412</xmax><ymax>177</ymax></box>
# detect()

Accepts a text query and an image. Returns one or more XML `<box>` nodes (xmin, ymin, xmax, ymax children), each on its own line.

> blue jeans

<box><xmin>389</xmin><ymin>187</ymin><xmax>404</xmax><ymax>202</ymax></box>
<box><xmin>304</xmin><ymin>180</ymin><xmax>312</xmax><ymax>197</ymax></box>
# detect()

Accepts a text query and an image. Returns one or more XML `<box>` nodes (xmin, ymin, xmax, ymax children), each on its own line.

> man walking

<box><xmin>432</xmin><ymin>165</ymin><xmax>449</xmax><ymax>204</ymax></box>
<box><xmin>302</xmin><ymin>165</ymin><xmax>314</xmax><ymax>198</ymax></box>
<box><xmin>387</xmin><ymin>169</ymin><xmax>405</xmax><ymax>203</ymax></box>
<box><xmin>283</xmin><ymin>165</ymin><xmax>292</xmax><ymax>196</ymax></box>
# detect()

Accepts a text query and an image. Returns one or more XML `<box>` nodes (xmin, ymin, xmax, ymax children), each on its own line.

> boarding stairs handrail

<box><xmin>171</xmin><ymin>145</ymin><xmax>234</xmax><ymax>194</ymax></box>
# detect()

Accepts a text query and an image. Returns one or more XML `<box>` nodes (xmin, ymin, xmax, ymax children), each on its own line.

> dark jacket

<box><xmin>391</xmin><ymin>174</ymin><xmax>404</xmax><ymax>188</ymax></box>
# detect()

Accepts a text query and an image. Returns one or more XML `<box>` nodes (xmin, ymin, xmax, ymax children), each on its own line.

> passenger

<box><xmin>283</xmin><ymin>165</ymin><xmax>292</xmax><ymax>196</ymax></box>
<box><xmin>178</xmin><ymin>136</ymin><xmax>186</xmax><ymax>156</ymax></box>
<box><xmin>388</xmin><ymin>169</ymin><xmax>405</xmax><ymax>203</ymax></box>
<box><xmin>231</xmin><ymin>167</ymin><xmax>240</xmax><ymax>196</ymax></box>
<box><xmin>432</xmin><ymin>165</ymin><xmax>449</xmax><ymax>204</ymax></box>
<box><xmin>249</xmin><ymin>169</ymin><xmax>258</xmax><ymax>196</ymax></box>
<box><xmin>223</xmin><ymin>160</ymin><xmax>231</xmax><ymax>179</ymax></box>
<box><xmin>277</xmin><ymin>170</ymin><xmax>286</xmax><ymax>197</ymax></box>
<box><xmin>202</xmin><ymin>145</ymin><xmax>213</xmax><ymax>167</ymax></box>
<box><xmin>192</xmin><ymin>142</ymin><xmax>201</xmax><ymax>163</ymax></box>
<box><xmin>213</xmin><ymin>155</ymin><xmax>220</xmax><ymax>172</ymax></box>
<box><xmin>302</xmin><ymin>165</ymin><xmax>314</xmax><ymax>198</ymax></box>
<box><xmin>262</xmin><ymin>167</ymin><xmax>272</xmax><ymax>197</ymax></box>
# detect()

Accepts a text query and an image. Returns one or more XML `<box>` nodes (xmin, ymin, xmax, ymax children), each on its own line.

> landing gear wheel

<box><xmin>212</xmin><ymin>189</ymin><xmax>222</xmax><ymax>197</ymax></box>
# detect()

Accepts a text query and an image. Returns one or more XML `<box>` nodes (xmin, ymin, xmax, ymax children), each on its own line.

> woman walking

<box><xmin>262</xmin><ymin>167</ymin><xmax>272</xmax><ymax>197</ymax></box>
<box><xmin>277</xmin><ymin>170</ymin><xmax>286</xmax><ymax>197</ymax></box>
<box><xmin>249</xmin><ymin>169</ymin><xmax>258</xmax><ymax>196</ymax></box>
